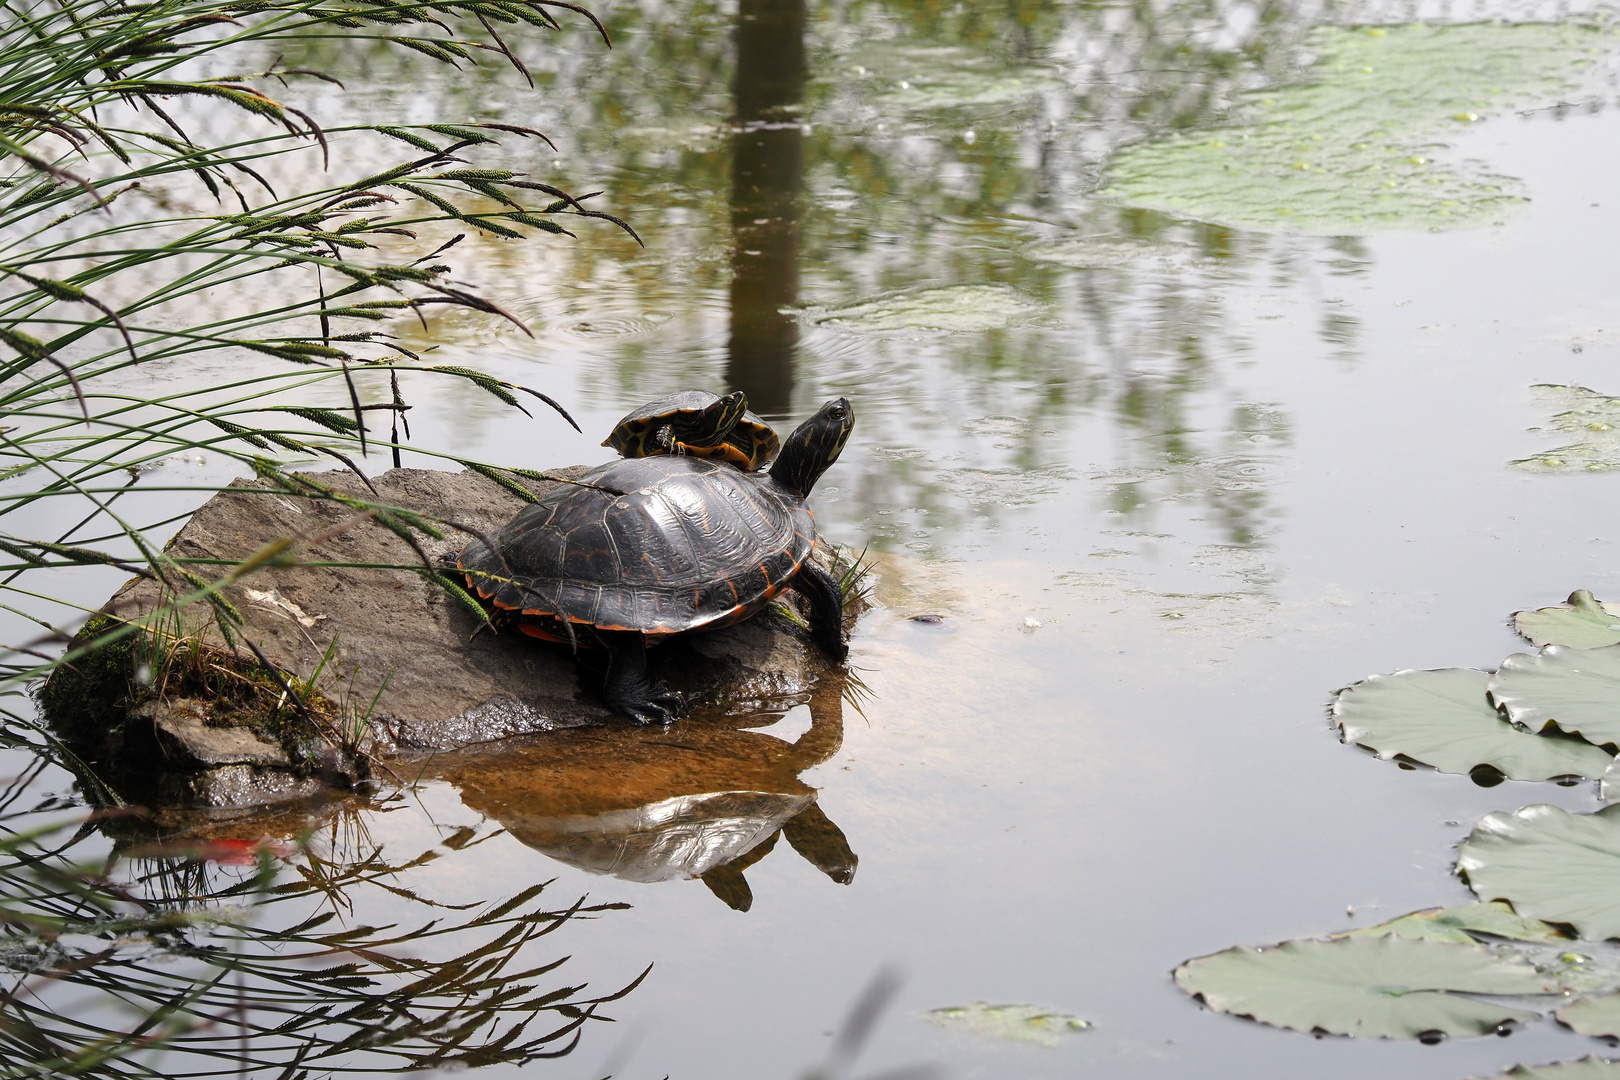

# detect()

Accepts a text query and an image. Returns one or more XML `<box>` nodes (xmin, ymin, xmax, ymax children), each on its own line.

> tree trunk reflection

<box><xmin>726</xmin><ymin>0</ymin><xmax>805</xmax><ymax>419</ymax></box>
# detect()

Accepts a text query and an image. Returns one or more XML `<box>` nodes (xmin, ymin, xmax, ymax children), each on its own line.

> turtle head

<box><xmin>769</xmin><ymin>397</ymin><xmax>854</xmax><ymax>497</ymax></box>
<box><xmin>666</xmin><ymin>390</ymin><xmax>747</xmax><ymax>450</ymax></box>
<box><xmin>696</xmin><ymin>390</ymin><xmax>748</xmax><ymax>444</ymax></box>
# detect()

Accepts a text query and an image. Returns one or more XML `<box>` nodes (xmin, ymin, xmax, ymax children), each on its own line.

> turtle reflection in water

<box><xmin>430</xmin><ymin>678</ymin><xmax>856</xmax><ymax>911</ymax></box>
<box><xmin>456</xmin><ymin>398</ymin><xmax>853</xmax><ymax>723</ymax></box>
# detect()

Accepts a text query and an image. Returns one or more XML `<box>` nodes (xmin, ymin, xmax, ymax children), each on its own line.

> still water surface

<box><xmin>18</xmin><ymin>0</ymin><xmax>1620</xmax><ymax>1075</ymax></box>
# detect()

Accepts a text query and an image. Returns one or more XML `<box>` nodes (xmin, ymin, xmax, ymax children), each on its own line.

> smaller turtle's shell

<box><xmin>602</xmin><ymin>391</ymin><xmax>741</xmax><ymax>457</ymax></box>
<box><xmin>456</xmin><ymin>455</ymin><xmax>813</xmax><ymax>641</ymax></box>
<box><xmin>603</xmin><ymin>391</ymin><xmax>779</xmax><ymax>470</ymax></box>
<box><xmin>718</xmin><ymin>409</ymin><xmax>780</xmax><ymax>471</ymax></box>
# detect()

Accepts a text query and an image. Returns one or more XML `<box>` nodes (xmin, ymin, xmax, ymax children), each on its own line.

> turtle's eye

<box><xmin>827</xmin><ymin>405</ymin><xmax>846</xmax><ymax>421</ymax></box>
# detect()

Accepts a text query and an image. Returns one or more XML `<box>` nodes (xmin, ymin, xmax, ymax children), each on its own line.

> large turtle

<box><xmin>458</xmin><ymin>397</ymin><xmax>854</xmax><ymax>723</ymax></box>
<box><xmin>602</xmin><ymin>389</ymin><xmax>781</xmax><ymax>471</ymax></box>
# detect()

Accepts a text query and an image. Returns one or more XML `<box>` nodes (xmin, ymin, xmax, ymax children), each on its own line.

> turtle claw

<box><xmin>647</xmin><ymin>684</ymin><xmax>687</xmax><ymax>722</ymax></box>
<box><xmin>601</xmin><ymin>632</ymin><xmax>685</xmax><ymax>724</ymax></box>
<box><xmin>618</xmin><ymin>688</ymin><xmax>684</xmax><ymax>726</ymax></box>
<box><xmin>621</xmin><ymin>703</ymin><xmax>676</xmax><ymax>725</ymax></box>
<box><xmin>608</xmin><ymin>680</ymin><xmax>685</xmax><ymax>726</ymax></box>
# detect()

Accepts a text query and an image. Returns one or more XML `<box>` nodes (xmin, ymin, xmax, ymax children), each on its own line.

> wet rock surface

<box><xmin>53</xmin><ymin>467</ymin><xmax>847</xmax><ymax>813</ymax></box>
<box><xmin>139</xmin><ymin>699</ymin><xmax>290</xmax><ymax>768</ymax></box>
<box><xmin>174</xmin><ymin>765</ymin><xmax>327</xmax><ymax>811</ymax></box>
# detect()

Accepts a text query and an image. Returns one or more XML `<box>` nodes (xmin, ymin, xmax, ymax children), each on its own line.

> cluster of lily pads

<box><xmin>1176</xmin><ymin>590</ymin><xmax>1620</xmax><ymax>1076</ymax></box>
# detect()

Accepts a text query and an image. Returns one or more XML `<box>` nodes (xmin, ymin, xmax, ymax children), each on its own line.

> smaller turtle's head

<box><xmin>697</xmin><ymin>390</ymin><xmax>748</xmax><ymax>442</ymax></box>
<box><xmin>770</xmin><ymin>397</ymin><xmax>854</xmax><ymax>497</ymax></box>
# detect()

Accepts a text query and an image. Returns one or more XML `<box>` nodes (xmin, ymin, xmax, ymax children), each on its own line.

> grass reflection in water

<box><xmin>0</xmin><ymin>755</ymin><xmax>643</xmax><ymax>1077</ymax></box>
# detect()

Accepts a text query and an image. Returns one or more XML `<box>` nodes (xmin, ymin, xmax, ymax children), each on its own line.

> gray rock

<box><xmin>176</xmin><ymin>765</ymin><xmax>326</xmax><ymax>810</ymax></box>
<box><xmin>102</xmin><ymin>467</ymin><xmax>842</xmax><ymax>756</ymax></box>
<box><xmin>134</xmin><ymin>699</ymin><xmax>290</xmax><ymax>767</ymax></box>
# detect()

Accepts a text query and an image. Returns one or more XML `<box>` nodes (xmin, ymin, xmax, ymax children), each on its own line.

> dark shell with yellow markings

<box><xmin>711</xmin><ymin>408</ymin><xmax>780</xmax><ymax>471</ymax></box>
<box><xmin>602</xmin><ymin>390</ymin><xmax>780</xmax><ymax>471</ymax></box>
<box><xmin>455</xmin><ymin>454</ymin><xmax>814</xmax><ymax>642</ymax></box>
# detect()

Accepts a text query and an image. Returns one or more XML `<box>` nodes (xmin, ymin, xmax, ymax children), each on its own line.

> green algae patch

<box><xmin>861</xmin><ymin>44</ymin><xmax>1061</xmax><ymax>112</ymax></box>
<box><xmin>1101</xmin><ymin>23</ymin><xmax>1616</xmax><ymax>234</ymax></box>
<box><xmin>810</xmin><ymin>284</ymin><xmax>1041</xmax><ymax>334</ymax></box>
<box><xmin>924</xmin><ymin>1002</ymin><xmax>1091</xmax><ymax>1045</ymax></box>
<box><xmin>1513</xmin><ymin>384</ymin><xmax>1620</xmax><ymax>474</ymax></box>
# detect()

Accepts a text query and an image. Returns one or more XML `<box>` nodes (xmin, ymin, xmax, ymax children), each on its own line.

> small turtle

<box><xmin>602</xmin><ymin>389</ymin><xmax>781</xmax><ymax>470</ymax></box>
<box><xmin>460</xmin><ymin>397</ymin><xmax>854</xmax><ymax>723</ymax></box>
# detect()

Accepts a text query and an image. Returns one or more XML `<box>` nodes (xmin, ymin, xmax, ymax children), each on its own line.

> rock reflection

<box><xmin>0</xmin><ymin>763</ymin><xmax>640</xmax><ymax>1076</ymax></box>
<box><xmin>432</xmin><ymin>676</ymin><xmax>855</xmax><ymax>910</ymax></box>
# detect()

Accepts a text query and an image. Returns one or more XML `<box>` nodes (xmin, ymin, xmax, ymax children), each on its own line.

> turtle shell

<box><xmin>602</xmin><ymin>390</ymin><xmax>779</xmax><ymax>470</ymax></box>
<box><xmin>456</xmin><ymin>455</ymin><xmax>813</xmax><ymax>641</ymax></box>
<box><xmin>717</xmin><ymin>409</ymin><xmax>780</xmax><ymax>471</ymax></box>
<box><xmin>601</xmin><ymin>390</ymin><xmax>742</xmax><ymax>458</ymax></box>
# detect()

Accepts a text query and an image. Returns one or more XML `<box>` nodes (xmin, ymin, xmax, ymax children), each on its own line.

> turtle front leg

<box><xmin>655</xmin><ymin>422</ymin><xmax>689</xmax><ymax>456</ymax></box>
<box><xmin>600</xmin><ymin>630</ymin><xmax>685</xmax><ymax>724</ymax></box>
<box><xmin>790</xmin><ymin>561</ymin><xmax>848</xmax><ymax>661</ymax></box>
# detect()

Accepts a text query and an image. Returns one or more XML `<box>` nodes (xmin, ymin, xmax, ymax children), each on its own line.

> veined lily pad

<box><xmin>924</xmin><ymin>1002</ymin><xmax>1091</xmax><ymax>1045</ymax></box>
<box><xmin>1332</xmin><ymin>668</ymin><xmax>1612</xmax><ymax>783</ymax></box>
<box><xmin>1174</xmin><ymin>935</ymin><xmax>1550</xmax><ymax>1040</ymax></box>
<box><xmin>1342</xmin><ymin>902</ymin><xmax>1565</xmax><ymax>946</ymax></box>
<box><xmin>1515</xmin><ymin>591</ymin><xmax>1620</xmax><ymax>650</ymax></box>
<box><xmin>1557</xmin><ymin>995</ymin><xmax>1620</xmax><ymax>1038</ymax></box>
<box><xmin>1458</xmin><ymin>804</ymin><xmax>1620</xmax><ymax>940</ymax></box>
<box><xmin>1489</xmin><ymin>646</ymin><xmax>1620</xmax><ymax>752</ymax></box>
<box><xmin>1512</xmin><ymin>386</ymin><xmax>1620</xmax><ymax>474</ymax></box>
<box><xmin>1483</xmin><ymin>1059</ymin><xmax>1620</xmax><ymax>1080</ymax></box>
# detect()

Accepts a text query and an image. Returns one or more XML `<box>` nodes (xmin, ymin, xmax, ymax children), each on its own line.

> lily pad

<box><xmin>1557</xmin><ymin>995</ymin><xmax>1620</xmax><ymax>1038</ymax></box>
<box><xmin>1484</xmin><ymin>1060</ymin><xmax>1620</xmax><ymax>1080</ymax></box>
<box><xmin>1457</xmin><ymin>804</ymin><xmax>1620</xmax><ymax>940</ymax></box>
<box><xmin>1102</xmin><ymin>23</ymin><xmax>1614</xmax><ymax>233</ymax></box>
<box><xmin>1512</xmin><ymin>386</ymin><xmax>1620</xmax><ymax>474</ymax></box>
<box><xmin>1488</xmin><ymin>646</ymin><xmax>1620</xmax><ymax>753</ymax></box>
<box><xmin>1332</xmin><ymin>668</ymin><xmax>1612</xmax><ymax>783</ymax></box>
<box><xmin>923</xmin><ymin>1002</ymin><xmax>1091</xmax><ymax>1046</ymax></box>
<box><xmin>1342</xmin><ymin>902</ymin><xmax>1565</xmax><ymax>946</ymax></box>
<box><xmin>810</xmin><ymin>285</ymin><xmax>1041</xmax><ymax>334</ymax></box>
<box><xmin>1515</xmin><ymin>591</ymin><xmax>1620</xmax><ymax>650</ymax></box>
<box><xmin>1173</xmin><ymin>935</ymin><xmax>1550</xmax><ymax>1040</ymax></box>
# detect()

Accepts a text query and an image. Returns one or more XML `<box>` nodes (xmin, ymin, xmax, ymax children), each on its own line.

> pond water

<box><xmin>14</xmin><ymin>0</ymin><xmax>1620</xmax><ymax>1075</ymax></box>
